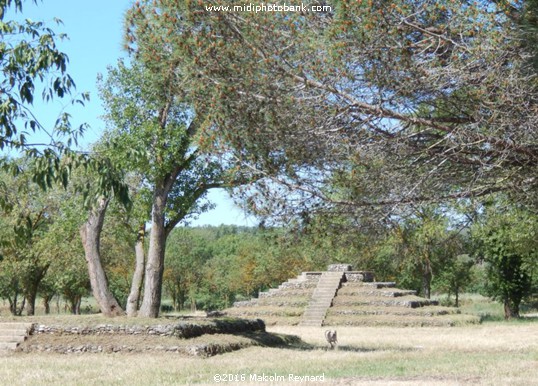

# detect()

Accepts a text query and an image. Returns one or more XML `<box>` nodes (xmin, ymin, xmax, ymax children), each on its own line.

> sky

<box><xmin>12</xmin><ymin>0</ymin><xmax>255</xmax><ymax>227</ymax></box>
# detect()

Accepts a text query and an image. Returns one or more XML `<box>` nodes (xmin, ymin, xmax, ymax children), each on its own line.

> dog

<box><xmin>325</xmin><ymin>329</ymin><xmax>337</xmax><ymax>349</ymax></box>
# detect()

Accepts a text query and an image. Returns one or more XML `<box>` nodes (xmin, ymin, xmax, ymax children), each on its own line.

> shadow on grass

<box><xmin>479</xmin><ymin>313</ymin><xmax>538</xmax><ymax>323</ymax></box>
<box><xmin>217</xmin><ymin>319</ymin><xmax>422</xmax><ymax>355</ymax></box>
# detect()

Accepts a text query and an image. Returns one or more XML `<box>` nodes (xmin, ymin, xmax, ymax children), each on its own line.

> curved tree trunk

<box><xmin>126</xmin><ymin>223</ymin><xmax>146</xmax><ymax>317</ymax></box>
<box><xmin>80</xmin><ymin>196</ymin><xmax>124</xmax><ymax>317</ymax></box>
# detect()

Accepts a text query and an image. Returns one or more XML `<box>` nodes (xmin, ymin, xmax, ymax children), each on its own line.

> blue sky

<box><xmin>13</xmin><ymin>0</ymin><xmax>254</xmax><ymax>227</ymax></box>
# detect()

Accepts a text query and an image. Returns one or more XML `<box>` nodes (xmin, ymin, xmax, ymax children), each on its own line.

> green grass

<box><xmin>454</xmin><ymin>293</ymin><xmax>506</xmax><ymax>322</ymax></box>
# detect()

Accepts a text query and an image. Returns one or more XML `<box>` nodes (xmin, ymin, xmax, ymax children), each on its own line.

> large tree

<box><xmin>98</xmin><ymin>60</ymin><xmax>251</xmax><ymax>317</ymax></box>
<box><xmin>125</xmin><ymin>0</ymin><xmax>538</xmax><ymax>225</ymax></box>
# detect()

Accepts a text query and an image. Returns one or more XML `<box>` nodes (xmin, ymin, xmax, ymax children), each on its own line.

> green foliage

<box><xmin>124</xmin><ymin>0</ymin><xmax>538</xmax><ymax>230</ymax></box>
<box><xmin>434</xmin><ymin>254</ymin><xmax>475</xmax><ymax>307</ymax></box>
<box><xmin>0</xmin><ymin>161</ymin><xmax>58</xmax><ymax>314</ymax></box>
<box><xmin>0</xmin><ymin>0</ymin><xmax>92</xmax><ymax>192</ymax></box>
<box><xmin>371</xmin><ymin>207</ymin><xmax>468</xmax><ymax>298</ymax></box>
<box><xmin>163</xmin><ymin>225</ymin><xmax>323</xmax><ymax>311</ymax></box>
<box><xmin>472</xmin><ymin>203</ymin><xmax>538</xmax><ymax>318</ymax></box>
<box><xmin>97</xmin><ymin>59</ymin><xmax>223</xmax><ymax>228</ymax></box>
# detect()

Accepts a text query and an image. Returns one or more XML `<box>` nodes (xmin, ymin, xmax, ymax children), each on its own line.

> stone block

<box><xmin>327</xmin><ymin>264</ymin><xmax>352</xmax><ymax>272</ymax></box>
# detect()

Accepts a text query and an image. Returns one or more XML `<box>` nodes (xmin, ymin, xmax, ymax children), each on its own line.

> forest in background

<box><xmin>2</xmin><ymin>173</ymin><xmax>537</xmax><ymax>316</ymax></box>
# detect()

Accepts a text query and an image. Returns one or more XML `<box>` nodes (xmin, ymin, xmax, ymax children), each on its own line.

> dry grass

<box><xmin>1</xmin><ymin>323</ymin><xmax>538</xmax><ymax>385</ymax></box>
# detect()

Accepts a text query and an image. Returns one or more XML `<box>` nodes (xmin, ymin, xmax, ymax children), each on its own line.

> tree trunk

<box><xmin>80</xmin><ymin>196</ymin><xmax>124</xmax><ymax>317</ymax></box>
<box><xmin>24</xmin><ymin>264</ymin><xmax>48</xmax><ymax>316</ymax></box>
<box><xmin>9</xmin><ymin>287</ymin><xmax>22</xmax><ymax>316</ymax></box>
<box><xmin>138</xmin><ymin>188</ymin><xmax>168</xmax><ymax>318</ymax></box>
<box><xmin>421</xmin><ymin>257</ymin><xmax>432</xmax><ymax>299</ymax></box>
<box><xmin>25</xmin><ymin>292</ymin><xmax>36</xmax><ymax>316</ymax></box>
<box><xmin>43</xmin><ymin>296</ymin><xmax>51</xmax><ymax>314</ymax></box>
<box><xmin>72</xmin><ymin>296</ymin><xmax>82</xmax><ymax>315</ymax></box>
<box><xmin>126</xmin><ymin>223</ymin><xmax>146</xmax><ymax>317</ymax></box>
<box><xmin>503</xmin><ymin>298</ymin><xmax>520</xmax><ymax>319</ymax></box>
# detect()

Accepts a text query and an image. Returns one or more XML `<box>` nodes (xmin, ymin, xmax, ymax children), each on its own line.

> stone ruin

<box><xmin>226</xmin><ymin>264</ymin><xmax>480</xmax><ymax>327</ymax></box>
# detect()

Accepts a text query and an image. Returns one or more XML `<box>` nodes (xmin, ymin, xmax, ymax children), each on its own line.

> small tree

<box><xmin>0</xmin><ymin>162</ymin><xmax>57</xmax><ymax>315</ymax></box>
<box><xmin>473</xmin><ymin>204</ymin><xmax>537</xmax><ymax>319</ymax></box>
<box><xmin>435</xmin><ymin>254</ymin><xmax>474</xmax><ymax>307</ymax></box>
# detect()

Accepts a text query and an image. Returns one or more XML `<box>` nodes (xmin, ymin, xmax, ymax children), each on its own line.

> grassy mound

<box><xmin>14</xmin><ymin>315</ymin><xmax>302</xmax><ymax>357</ymax></box>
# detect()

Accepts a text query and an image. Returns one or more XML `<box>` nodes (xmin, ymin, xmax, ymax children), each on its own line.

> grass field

<box><xmin>1</xmin><ymin>295</ymin><xmax>537</xmax><ymax>385</ymax></box>
<box><xmin>1</xmin><ymin>322</ymin><xmax>537</xmax><ymax>385</ymax></box>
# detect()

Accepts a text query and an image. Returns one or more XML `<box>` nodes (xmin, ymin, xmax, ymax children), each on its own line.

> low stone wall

<box><xmin>344</xmin><ymin>271</ymin><xmax>375</xmax><ymax>282</ymax></box>
<box><xmin>233</xmin><ymin>300</ymin><xmax>259</xmax><ymax>307</ymax></box>
<box><xmin>19</xmin><ymin>341</ymin><xmax>253</xmax><ymax>357</ymax></box>
<box><xmin>301</xmin><ymin>272</ymin><xmax>323</xmax><ymax>281</ymax></box>
<box><xmin>327</xmin><ymin>264</ymin><xmax>353</xmax><ymax>272</ymax></box>
<box><xmin>20</xmin><ymin>319</ymin><xmax>300</xmax><ymax>357</ymax></box>
<box><xmin>31</xmin><ymin>318</ymin><xmax>266</xmax><ymax>339</ymax></box>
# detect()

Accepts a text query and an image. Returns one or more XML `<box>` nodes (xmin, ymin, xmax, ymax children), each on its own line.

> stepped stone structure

<box><xmin>226</xmin><ymin>264</ymin><xmax>480</xmax><ymax>327</ymax></box>
<box><xmin>0</xmin><ymin>322</ymin><xmax>33</xmax><ymax>352</ymax></box>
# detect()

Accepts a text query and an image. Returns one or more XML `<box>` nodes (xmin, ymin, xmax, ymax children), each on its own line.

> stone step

<box><xmin>300</xmin><ymin>271</ymin><xmax>344</xmax><ymax>327</ymax></box>
<box><xmin>302</xmin><ymin>316</ymin><xmax>327</xmax><ymax>321</ymax></box>
<box><xmin>359</xmin><ymin>282</ymin><xmax>397</xmax><ymax>289</ymax></box>
<box><xmin>309</xmin><ymin>298</ymin><xmax>334</xmax><ymax>303</ymax></box>
<box><xmin>333</xmin><ymin>296</ymin><xmax>439</xmax><ymax>308</ymax></box>
<box><xmin>0</xmin><ymin>335</ymin><xmax>27</xmax><ymax>342</ymax></box>
<box><xmin>338</xmin><ymin>287</ymin><xmax>417</xmax><ymax>297</ymax></box>
<box><xmin>0</xmin><ymin>342</ymin><xmax>19</xmax><ymax>350</ymax></box>
<box><xmin>303</xmin><ymin>309</ymin><xmax>328</xmax><ymax>314</ymax></box>
<box><xmin>226</xmin><ymin>306</ymin><xmax>304</xmax><ymax>317</ymax></box>
<box><xmin>0</xmin><ymin>323</ymin><xmax>33</xmax><ymax>352</ymax></box>
<box><xmin>0</xmin><ymin>329</ymin><xmax>30</xmax><ymax>336</ymax></box>
<box><xmin>303</xmin><ymin>308</ymin><xmax>327</xmax><ymax>312</ymax></box>
<box><xmin>328</xmin><ymin>305</ymin><xmax>459</xmax><ymax>317</ymax></box>
<box><xmin>254</xmin><ymin>298</ymin><xmax>310</xmax><ymax>307</ymax></box>
<box><xmin>305</xmin><ymin>304</ymin><xmax>332</xmax><ymax>309</ymax></box>
<box><xmin>300</xmin><ymin>320</ymin><xmax>323</xmax><ymax>327</ymax></box>
<box><xmin>258</xmin><ymin>289</ymin><xmax>313</xmax><ymax>298</ymax></box>
<box><xmin>308</xmin><ymin>298</ymin><xmax>333</xmax><ymax>302</ymax></box>
<box><xmin>324</xmin><ymin>313</ymin><xmax>481</xmax><ymax>327</ymax></box>
<box><xmin>279</xmin><ymin>283</ymin><xmax>317</xmax><ymax>290</ymax></box>
<box><xmin>0</xmin><ymin>323</ymin><xmax>33</xmax><ymax>331</ymax></box>
<box><xmin>303</xmin><ymin>315</ymin><xmax>327</xmax><ymax>319</ymax></box>
<box><xmin>314</xmin><ymin>286</ymin><xmax>340</xmax><ymax>290</ymax></box>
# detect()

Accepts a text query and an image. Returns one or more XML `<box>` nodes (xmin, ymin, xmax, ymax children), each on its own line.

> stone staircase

<box><xmin>225</xmin><ymin>264</ymin><xmax>480</xmax><ymax>327</ymax></box>
<box><xmin>226</xmin><ymin>272</ymin><xmax>319</xmax><ymax>325</ymax></box>
<box><xmin>0</xmin><ymin>322</ymin><xmax>33</xmax><ymax>352</ymax></box>
<box><xmin>300</xmin><ymin>271</ymin><xmax>345</xmax><ymax>327</ymax></box>
<box><xmin>325</xmin><ymin>282</ymin><xmax>480</xmax><ymax>327</ymax></box>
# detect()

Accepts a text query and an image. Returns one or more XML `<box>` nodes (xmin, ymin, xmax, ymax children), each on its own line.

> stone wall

<box><xmin>31</xmin><ymin>318</ymin><xmax>266</xmax><ymax>339</ymax></box>
<box><xmin>345</xmin><ymin>271</ymin><xmax>375</xmax><ymax>282</ymax></box>
<box><xmin>327</xmin><ymin>264</ymin><xmax>353</xmax><ymax>272</ymax></box>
